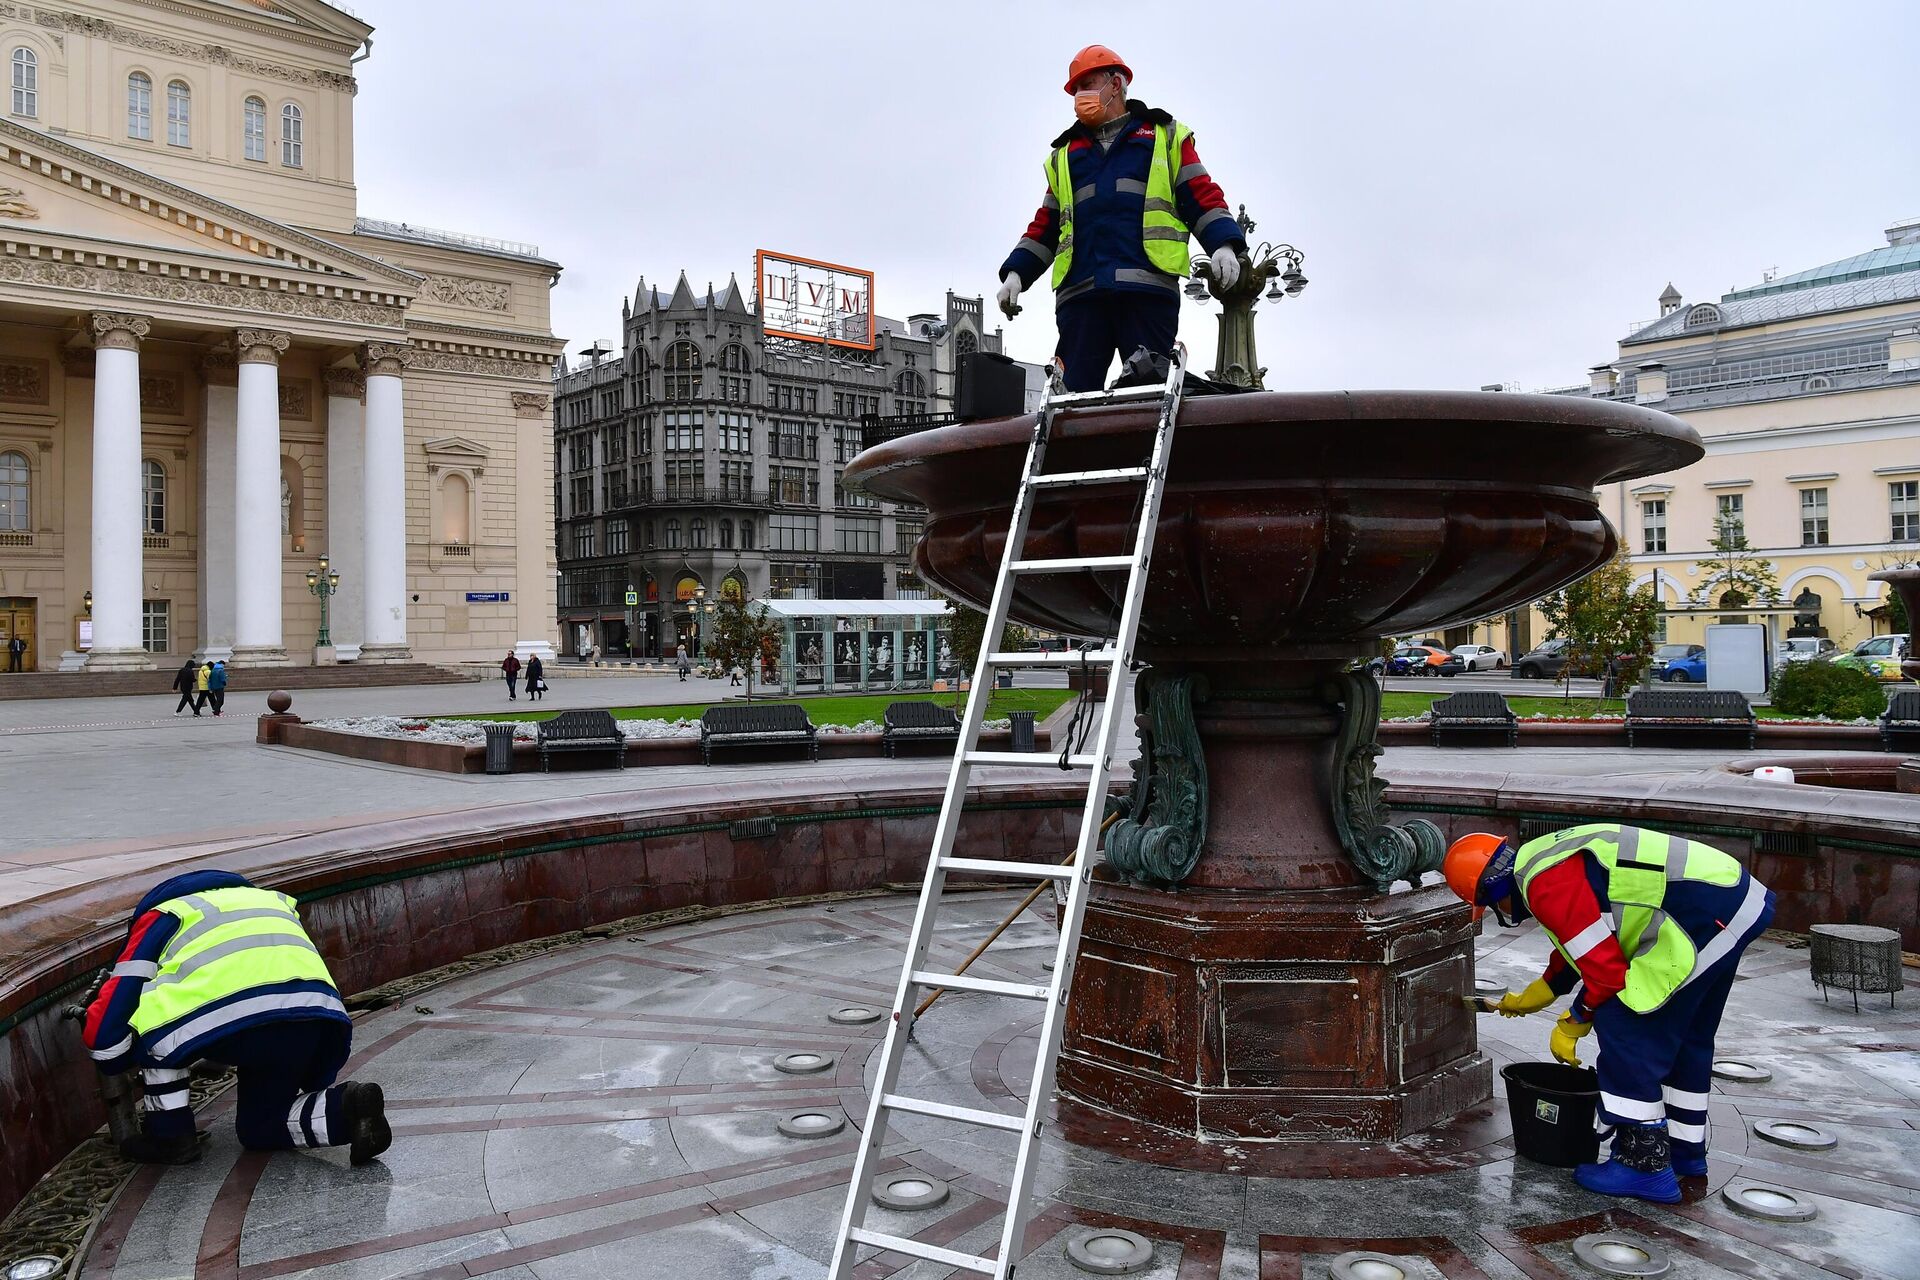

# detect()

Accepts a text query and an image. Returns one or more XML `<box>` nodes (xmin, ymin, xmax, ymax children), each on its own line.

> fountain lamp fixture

<box><xmin>304</xmin><ymin>555</ymin><xmax>342</xmax><ymax>649</ymax></box>
<box><xmin>1181</xmin><ymin>205</ymin><xmax>1307</xmax><ymax>389</ymax></box>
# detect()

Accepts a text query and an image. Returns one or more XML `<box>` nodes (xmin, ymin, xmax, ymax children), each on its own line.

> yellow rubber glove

<box><xmin>1550</xmin><ymin>1013</ymin><xmax>1592</xmax><ymax>1066</ymax></box>
<box><xmin>1495</xmin><ymin>978</ymin><xmax>1557</xmax><ymax>1018</ymax></box>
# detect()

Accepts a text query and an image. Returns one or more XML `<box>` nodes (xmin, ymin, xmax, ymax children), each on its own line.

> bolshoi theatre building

<box><xmin>0</xmin><ymin>0</ymin><xmax>562</xmax><ymax>672</ymax></box>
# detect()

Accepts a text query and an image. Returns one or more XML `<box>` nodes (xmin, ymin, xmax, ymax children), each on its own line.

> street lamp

<box><xmin>304</xmin><ymin>554</ymin><xmax>342</xmax><ymax>648</ymax></box>
<box><xmin>691</xmin><ymin>585</ymin><xmax>712</xmax><ymax>659</ymax></box>
<box><xmin>1183</xmin><ymin>204</ymin><xmax>1308</xmax><ymax>390</ymax></box>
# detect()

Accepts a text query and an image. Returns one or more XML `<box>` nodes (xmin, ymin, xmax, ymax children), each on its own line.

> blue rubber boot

<box><xmin>1671</xmin><ymin>1137</ymin><xmax>1708</xmax><ymax>1178</ymax></box>
<box><xmin>1574</xmin><ymin>1122</ymin><xmax>1682</xmax><ymax>1204</ymax></box>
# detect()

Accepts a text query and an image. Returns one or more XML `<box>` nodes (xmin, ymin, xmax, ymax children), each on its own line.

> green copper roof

<box><xmin>1727</xmin><ymin>240</ymin><xmax>1920</xmax><ymax>300</ymax></box>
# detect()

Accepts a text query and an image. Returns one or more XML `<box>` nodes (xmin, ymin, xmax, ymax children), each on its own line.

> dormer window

<box><xmin>1683</xmin><ymin>303</ymin><xmax>1723</xmax><ymax>329</ymax></box>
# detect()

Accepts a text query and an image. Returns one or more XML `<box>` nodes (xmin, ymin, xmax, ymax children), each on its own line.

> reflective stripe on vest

<box><xmin>127</xmin><ymin>886</ymin><xmax>338</xmax><ymax>1041</ymax></box>
<box><xmin>1047</xmin><ymin>121</ymin><xmax>1194</xmax><ymax>290</ymax></box>
<box><xmin>1514</xmin><ymin>824</ymin><xmax>1745</xmax><ymax>1013</ymax></box>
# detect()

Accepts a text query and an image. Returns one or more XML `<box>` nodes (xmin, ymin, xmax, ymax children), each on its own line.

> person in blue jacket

<box><xmin>997</xmin><ymin>44</ymin><xmax>1249</xmax><ymax>391</ymax></box>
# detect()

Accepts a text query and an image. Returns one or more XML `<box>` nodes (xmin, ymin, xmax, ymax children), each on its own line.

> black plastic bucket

<box><xmin>1502</xmin><ymin>1061</ymin><xmax>1601</xmax><ymax>1167</ymax></box>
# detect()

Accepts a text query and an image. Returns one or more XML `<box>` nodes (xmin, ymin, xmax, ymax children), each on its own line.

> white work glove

<box><xmin>996</xmin><ymin>271</ymin><xmax>1023</xmax><ymax>318</ymax></box>
<box><xmin>1209</xmin><ymin>246</ymin><xmax>1242</xmax><ymax>291</ymax></box>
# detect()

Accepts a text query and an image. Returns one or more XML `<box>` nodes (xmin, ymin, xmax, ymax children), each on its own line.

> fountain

<box><xmin>843</xmin><ymin>384</ymin><xmax>1701</xmax><ymax>1151</ymax></box>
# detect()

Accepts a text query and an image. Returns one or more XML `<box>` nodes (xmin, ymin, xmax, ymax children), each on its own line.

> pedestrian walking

<box><xmin>501</xmin><ymin>650</ymin><xmax>521</xmax><ymax>700</ymax></box>
<box><xmin>525</xmin><ymin>654</ymin><xmax>545</xmax><ymax>702</ymax></box>
<box><xmin>729</xmin><ymin>663</ymin><xmax>742</xmax><ymax>687</ymax></box>
<box><xmin>171</xmin><ymin>658</ymin><xmax>199</xmax><ymax>714</ymax></box>
<box><xmin>675</xmin><ymin>643</ymin><xmax>690</xmax><ymax>682</ymax></box>
<box><xmin>5</xmin><ymin>632</ymin><xmax>25</xmax><ymax>672</ymax></box>
<box><xmin>207</xmin><ymin>660</ymin><xmax>228</xmax><ymax>716</ymax></box>
<box><xmin>192</xmin><ymin>661</ymin><xmax>212</xmax><ymax>716</ymax></box>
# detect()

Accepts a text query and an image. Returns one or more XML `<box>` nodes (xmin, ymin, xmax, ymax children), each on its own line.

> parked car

<box><xmin>1366</xmin><ymin>651</ymin><xmax>1420</xmax><ymax>677</ymax></box>
<box><xmin>1776</xmin><ymin>636</ymin><xmax>1838</xmax><ymax>669</ymax></box>
<box><xmin>1834</xmin><ymin>633</ymin><xmax>1911</xmax><ymax>682</ymax></box>
<box><xmin>1510</xmin><ymin>638</ymin><xmax>1570</xmax><ymax>680</ymax></box>
<box><xmin>1450</xmin><ymin>644</ymin><xmax>1507</xmax><ymax>672</ymax></box>
<box><xmin>1396</xmin><ymin>644</ymin><xmax>1463</xmax><ymax>677</ymax></box>
<box><xmin>1648</xmin><ymin>643</ymin><xmax>1705</xmax><ymax>679</ymax></box>
<box><xmin>1660</xmin><ymin>650</ymin><xmax>1707</xmax><ymax>683</ymax></box>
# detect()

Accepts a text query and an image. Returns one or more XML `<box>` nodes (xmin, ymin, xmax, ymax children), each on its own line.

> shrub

<box><xmin>1770</xmin><ymin>660</ymin><xmax>1886</xmax><ymax>720</ymax></box>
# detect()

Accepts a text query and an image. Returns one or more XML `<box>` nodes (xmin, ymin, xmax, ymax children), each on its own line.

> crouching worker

<box><xmin>1443</xmin><ymin>823</ymin><xmax>1774</xmax><ymax>1203</ymax></box>
<box><xmin>81</xmin><ymin>869</ymin><xmax>391</xmax><ymax>1165</ymax></box>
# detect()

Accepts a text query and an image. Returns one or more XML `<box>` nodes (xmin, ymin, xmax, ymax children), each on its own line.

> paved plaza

<box><xmin>77</xmin><ymin>889</ymin><xmax>1920</xmax><ymax>1280</ymax></box>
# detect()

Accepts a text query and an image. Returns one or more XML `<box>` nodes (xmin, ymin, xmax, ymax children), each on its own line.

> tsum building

<box><xmin>0</xmin><ymin>0</ymin><xmax>562</xmax><ymax>673</ymax></box>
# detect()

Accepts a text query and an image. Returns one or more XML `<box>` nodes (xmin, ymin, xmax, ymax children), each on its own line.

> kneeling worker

<box><xmin>1443</xmin><ymin>823</ymin><xmax>1774</xmax><ymax>1203</ymax></box>
<box><xmin>82</xmin><ymin>869</ymin><xmax>391</xmax><ymax>1165</ymax></box>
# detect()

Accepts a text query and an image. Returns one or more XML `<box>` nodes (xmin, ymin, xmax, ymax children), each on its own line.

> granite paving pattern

<box><xmin>80</xmin><ymin>892</ymin><xmax>1920</xmax><ymax>1280</ymax></box>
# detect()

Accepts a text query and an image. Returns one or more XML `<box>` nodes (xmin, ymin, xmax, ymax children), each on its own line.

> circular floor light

<box><xmin>1721</xmin><ymin>1184</ymin><xmax>1817</xmax><ymax>1223</ymax></box>
<box><xmin>1066</xmin><ymin>1228</ymin><xmax>1153</xmax><ymax>1275</ymax></box>
<box><xmin>870</xmin><ymin>1172</ymin><xmax>950</xmax><ymax>1211</ymax></box>
<box><xmin>1571</xmin><ymin>1232</ymin><xmax>1672</xmax><ymax>1277</ymax></box>
<box><xmin>773</xmin><ymin>1051</ymin><xmax>835</xmax><ymax>1075</ymax></box>
<box><xmin>828</xmin><ymin>1005</ymin><xmax>882</xmax><ymax>1025</ymax></box>
<box><xmin>6</xmin><ymin>1258</ymin><xmax>64</xmax><ymax>1280</ymax></box>
<box><xmin>1753</xmin><ymin>1119</ymin><xmax>1838</xmax><ymax>1151</ymax></box>
<box><xmin>1331</xmin><ymin>1251</ymin><xmax>1420</xmax><ymax>1280</ymax></box>
<box><xmin>1710</xmin><ymin>1059</ymin><xmax>1772</xmax><ymax>1083</ymax></box>
<box><xmin>777</xmin><ymin>1109</ymin><xmax>846</xmax><ymax>1139</ymax></box>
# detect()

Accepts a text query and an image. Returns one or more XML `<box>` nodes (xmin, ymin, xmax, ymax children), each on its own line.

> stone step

<box><xmin>0</xmin><ymin>662</ymin><xmax>479</xmax><ymax>700</ymax></box>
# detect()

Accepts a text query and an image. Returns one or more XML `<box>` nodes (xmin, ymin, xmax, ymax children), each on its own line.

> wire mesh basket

<box><xmin>1809</xmin><ymin>924</ymin><xmax>1903</xmax><ymax>1011</ymax></box>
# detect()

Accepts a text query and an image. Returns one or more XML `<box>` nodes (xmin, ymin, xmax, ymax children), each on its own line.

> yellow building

<box><xmin>0</xmin><ymin>1</ymin><xmax>562</xmax><ymax>672</ymax></box>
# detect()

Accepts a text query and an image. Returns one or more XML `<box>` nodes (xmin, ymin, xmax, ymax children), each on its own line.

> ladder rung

<box><xmin>848</xmin><ymin>1227</ymin><xmax>996</xmax><ymax>1274</ymax></box>
<box><xmin>910</xmin><ymin>969</ymin><xmax>1051</xmax><ymax>1001</ymax></box>
<box><xmin>938</xmin><ymin>856</ymin><xmax>1074</xmax><ymax>880</ymax></box>
<box><xmin>881</xmin><ymin>1092</ymin><xmax>1026</xmax><ymax>1133</ymax></box>
<box><xmin>1027</xmin><ymin>466</ymin><xmax>1151</xmax><ymax>488</ymax></box>
<box><xmin>1049</xmin><ymin>384</ymin><xmax>1166</xmax><ymax>405</ymax></box>
<box><xmin>964</xmin><ymin>750</ymin><xmax>1100</xmax><ymax>768</ymax></box>
<box><xmin>985</xmin><ymin>649</ymin><xmax>1119</xmax><ymax>666</ymax></box>
<box><xmin>1008</xmin><ymin>555</ymin><xmax>1135</xmax><ymax>573</ymax></box>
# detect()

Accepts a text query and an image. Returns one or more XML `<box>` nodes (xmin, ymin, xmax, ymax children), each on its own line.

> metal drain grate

<box><xmin>1753</xmin><ymin>829</ymin><xmax>1817</xmax><ymax>858</ymax></box>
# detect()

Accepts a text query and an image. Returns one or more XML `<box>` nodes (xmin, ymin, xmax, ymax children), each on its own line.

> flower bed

<box><xmin>309</xmin><ymin>715</ymin><xmax>1014</xmax><ymax>745</ymax></box>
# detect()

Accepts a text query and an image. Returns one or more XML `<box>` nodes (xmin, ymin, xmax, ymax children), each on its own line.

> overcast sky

<box><xmin>348</xmin><ymin>1</ymin><xmax>1919</xmax><ymax>392</ymax></box>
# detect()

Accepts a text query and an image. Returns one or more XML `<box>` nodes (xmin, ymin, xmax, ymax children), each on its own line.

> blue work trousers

<box><xmin>1055</xmin><ymin>292</ymin><xmax>1181</xmax><ymax>393</ymax></box>
<box><xmin>144</xmin><ymin>1018</ymin><xmax>353</xmax><ymax>1150</ymax></box>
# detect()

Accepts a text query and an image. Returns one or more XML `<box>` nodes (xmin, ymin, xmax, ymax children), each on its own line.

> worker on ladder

<box><xmin>996</xmin><ymin>45</ymin><xmax>1249</xmax><ymax>391</ymax></box>
<box><xmin>81</xmin><ymin>869</ymin><xmax>392</xmax><ymax>1166</ymax></box>
<box><xmin>1443</xmin><ymin>824</ymin><xmax>1775</xmax><ymax>1203</ymax></box>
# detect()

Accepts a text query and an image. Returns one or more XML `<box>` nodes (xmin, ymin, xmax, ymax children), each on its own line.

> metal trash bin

<box><xmin>996</xmin><ymin>670</ymin><xmax>1015</xmax><ymax>689</ymax></box>
<box><xmin>1008</xmin><ymin>710</ymin><xmax>1036</xmax><ymax>753</ymax></box>
<box><xmin>1810</xmin><ymin>923</ymin><xmax>1903</xmax><ymax>1011</ymax></box>
<box><xmin>483</xmin><ymin>723</ymin><xmax>517</xmax><ymax>775</ymax></box>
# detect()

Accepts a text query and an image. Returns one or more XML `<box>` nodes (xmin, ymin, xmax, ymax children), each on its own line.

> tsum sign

<box><xmin>757</xmin><ymin>250</ymin><xmax>876</xmax><ymax>351</ymax></box>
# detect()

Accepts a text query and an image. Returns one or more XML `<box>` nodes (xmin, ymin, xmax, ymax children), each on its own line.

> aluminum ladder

<box><xmin>825</xmin><ymin>344</ymin><xmax>1189</xmax><ymax>1279</ymax></box>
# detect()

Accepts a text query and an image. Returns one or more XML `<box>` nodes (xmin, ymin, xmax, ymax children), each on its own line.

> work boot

<box><xmin>1574</xmin><ymin>1122</ymin><xmax>1681</xmax><ymax>1203</ymax></box>
<box><xmin>340</xmin><ymin>1081</ymin><xmax>391</xmax><ymax>1166</ymax></box>
<box><xmin>119</xmin><ymin>1129</ymin><xmax>200</xmax><ymax>1165</ymax></box>
<box><xmin>1671</xmin><ymin>1137</ymin><xmax>1709</xmax><ymax>1178</ymax></box>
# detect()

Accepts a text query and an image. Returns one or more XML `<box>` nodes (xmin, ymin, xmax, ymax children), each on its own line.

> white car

<box><xmin>1776</xmin><ymin>636</ymin><xmax>1838</xmax><ymax>668</ymax></box>
<box><xmin>1450</xmin><ymin>644</ymin><xmax>1507</xmax><ymax>672</ymax></box>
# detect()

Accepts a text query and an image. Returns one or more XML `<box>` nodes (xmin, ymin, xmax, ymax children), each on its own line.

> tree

<box><xmin>1689</xmin><ymin>523</ymin><xmax>1780</xmax><ymax>612</ymax></box>
<box><xmin>939</xmin><ymin>596</ymin><xmax>1029</xmax><ymax>709</ymax></box>
<box><xmin>704</xmin><ymin>592</ymin><xmax>783</xmax><ymax>701</ymax></box>
<box><xmin>1536</xmin><ymin>553</ymin><xmax>1665</xmax><ymax>695</ymax></box>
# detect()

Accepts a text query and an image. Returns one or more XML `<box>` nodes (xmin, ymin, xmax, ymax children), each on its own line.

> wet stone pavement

<box><xmin>84</xmin><ymin>893</ymin><xmax>1920</xmax><ymax>1280</ymax></box>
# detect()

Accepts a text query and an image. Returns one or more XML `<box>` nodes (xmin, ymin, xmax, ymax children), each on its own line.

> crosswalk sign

<box><xmin>624</xmin><ymin>590</ymin><xmax>639</xmax><ymax>606</ymax></box>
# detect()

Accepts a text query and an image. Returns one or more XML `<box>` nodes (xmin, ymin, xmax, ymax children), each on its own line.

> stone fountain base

<box><xmin>1057</xmin><ymin>873</ymin><xmax>1492</xmax><ymax>1152</ymax></box>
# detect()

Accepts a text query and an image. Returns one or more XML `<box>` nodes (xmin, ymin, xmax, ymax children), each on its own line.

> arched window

<box><xmin>440</xmin><ymin>473</ymin><xmax>471</xmax><ymax>543</ymax></box>
<box><xmin>955</xmin><ymin>328</ymin><xmax>978</xmax><ymax>357</ymax></box>
<box><xmin>165</xmin><ymin>79</ymin><xmax>190</xmax><ymax>146</ymax></box>
<box><xmin>715</xmin><ymin>343</ymin><xmax>750</xmax><ymax>402</ymax></box>
<box><xmin>740</xmin><ymin>520</ymin><xmax>754</xmax><ymax>551</ymax></box>
<box><xmin>0</xmin><ymin>450</ymin><xmax>28</xmax><ymax>530</ymax></box>
<box><xmin>1683</xmin><ymin>303</ymin><xmax>1723</xmax><ymax>330</ymax></box>
<box><xmin>127</xmin><ymin>72</ymin><xmax>152</xmax><ymax>140</ymax></box>
<box><xmin>280</xmin><ymin>102</ymin><xmax>303</xmax><ymax>167</ymax></box>
<box><xmin>717</xmin><ymin>518</ymin><xmax>733</xmax><ymax>549</ymax></box>
<box><xmin>664</xmin><ymin>518</ymin><xmax>681</xmax><ymax>548</ymax></box>
<box><xmin>11</xmin><ymin>48</ymin><xmax>37</xmax><ymax>118</ymax></box>
<box><xmin>664</xmin><ymin>341</ymin><xmax>702</xmax><ymax>401</ymax></box>
<box><xmin>894</xmin><ymin>371</ymin><xmax>927</xmax><ymax>398</ymax></box>
<box><xmin>242</xmin><ymin>96</ymin><xmax>266</xmax><ymax>162</ymax></box>
<box><xmin>141</xmin><ymin>459</ymin><xmax>166</xmax><ymax>534</ymax></box>
<box><xmin>690</xmin><ymin>517</ymin><xmax>707</xmax><ymax>549</ymax></box>
<box><xmin>717</xmin><ymin>344</ymin><xmax>749</xmax><ymax>374</ymax></box>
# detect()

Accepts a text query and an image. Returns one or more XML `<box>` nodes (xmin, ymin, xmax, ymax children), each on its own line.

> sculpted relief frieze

<box><xmin>138</xmin><ymin>372</ymin><xmax>183</xmax><ymax>414</ymax></box>
<box><xmin>0</xmin><ymin>259</ymin><xmax>406</xmax><ymax>328</ymax></box>
<box><xmin>0</xmin><ymin>187</ymin><xmax>39</xmax><ymax>220</ymax></box>
<box><xmin>423</xmin><ymin>275</ymin><xmax>512</xmax><ymax>313</ymax></box>
<box><xmin>0</xmin><ymin>6</ymin><xmax>357</xmax><ymax>93</ymax></box>
<box><xmin>0</xmin><ymin>357</ymin><xmax>48</xmax><ymax>404</ymax></box>
<box><xmin>409</xmin><ymin>348</ymin><xmax>556</xmax><ymax>380</ymax></box>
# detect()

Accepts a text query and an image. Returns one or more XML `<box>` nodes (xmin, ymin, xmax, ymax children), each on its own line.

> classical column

<box><xmin>231</xmin><ymin>328</ymin><xmax>291</xmax><ymax>666</ymax></box>
<box><xmin>85</xmin><ymin>312</ymin><xmax>153</xmax><ymax>671</ymax></box>
<box><xmin>323</xmin><ymin>365</ymin><xmax>367</xmax><ymax>659</ymax></box>
<box><xmin>359</xmin><ymin>342</ymin><xmax>413</xmax><ymax>663</ymax></box>
<box><xmin>195</xmin><ymin>349</ymin><xmax>238</xmax><ymax>661</ymax></box>
<box><xmin>511</xmin><ymin>390</ymin><xmax>557</xmax><ymax>661</ymax></box>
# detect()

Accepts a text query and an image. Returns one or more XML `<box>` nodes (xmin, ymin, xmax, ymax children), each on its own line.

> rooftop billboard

<box><xmin>757</xmin><ymin>250</ymin><xmax>876</xmax><ymax>351</ymax></box>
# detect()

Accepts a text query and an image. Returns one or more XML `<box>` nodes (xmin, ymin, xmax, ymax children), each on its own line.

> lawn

<box><xmin>1381</xmin><ymin>692</ymin><xmax>1844</xmax><ymax>720</ymax></box>
<box><xmin>437</xmin><ymin>687</ymin><xmax>1078</xmax><ymax>727</ymax></box>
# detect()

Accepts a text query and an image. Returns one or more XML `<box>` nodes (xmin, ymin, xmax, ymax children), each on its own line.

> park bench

<box><xmin>1429</xmin><ymin>690</ymin><xmax>1518</xmax><ymax>747</ymax></box>
<box><xmin>882</xmin><ymin>701</ymin><xmax>962</xmax><ymax>757</ymax></box>
<box><xmin>536</xmin><ymin>709</ymin><xmax>626</xmax><ymax>772</ymax></box>
<box><xmin>1625</xmin><ymin>688</ymin><xmax>1756</xmax><ymax>749</ymax></box>
<box><xmin>1880</xmin><ymin>690</ymin><xmax>1920</xmax><ymax>752</ymax></box>
<box><xmin>700</xmin><ymin>703</ymin><xmax>818</xmax><ymax>766</ymax></box>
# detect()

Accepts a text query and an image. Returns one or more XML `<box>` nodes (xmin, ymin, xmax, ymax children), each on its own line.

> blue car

<box><xmin>1660</xmin><ymin>651</ymin><xmax>1707</xmax><ymax>683</ymax></box>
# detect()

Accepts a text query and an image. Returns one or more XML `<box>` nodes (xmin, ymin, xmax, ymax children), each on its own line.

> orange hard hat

<box><xmin>1442</xmin><ymin>832</ymin><xmax>1508</xmax><ymax>920</ymax></box>
<box><xmin>1065</xmin><ymin>44</ymin><xmax>1133</xmax><ymax>94</ymax></box>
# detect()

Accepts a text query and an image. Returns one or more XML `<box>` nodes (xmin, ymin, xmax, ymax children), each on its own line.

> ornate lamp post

<box><xmin>304</xmin><ymin>555</ymin><xmax>342</xmax><ymax>649</ymax></box>
<box><xmin>691</xmin><ymin>585</ymin><xmax>715</xmax><ymax>660</ymax></box>
<box><xmin>1182</xmin><ymin>205</ymin><xmax>1307</xmax><ymax>389</ymax></box>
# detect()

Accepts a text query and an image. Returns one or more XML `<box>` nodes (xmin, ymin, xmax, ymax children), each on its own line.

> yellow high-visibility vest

<box><xmin>1046</xmin><ymin>121</ymin><xmax>1194</xmax><ymax>289</ymax></box>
